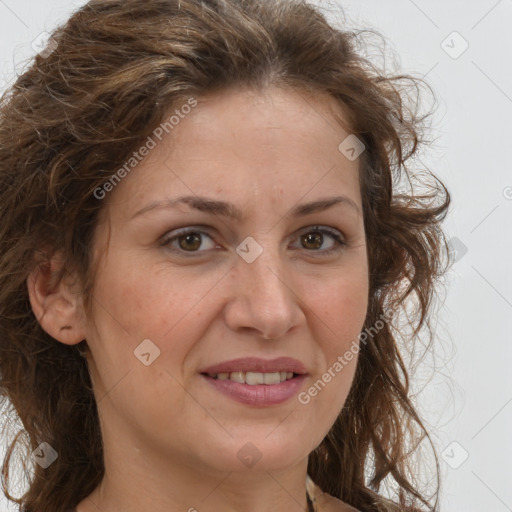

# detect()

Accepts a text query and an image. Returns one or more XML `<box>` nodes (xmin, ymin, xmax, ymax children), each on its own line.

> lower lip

<box><xmin>201</xmin><ymin>374</ymin><xmax>307</xmax><ymax>406</ymax></box>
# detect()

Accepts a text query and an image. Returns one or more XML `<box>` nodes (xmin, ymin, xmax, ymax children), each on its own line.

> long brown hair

<box><xmin>0</xmin><ymin>1</ymin><xmax>450</xmax><ymax>511</ymax></box>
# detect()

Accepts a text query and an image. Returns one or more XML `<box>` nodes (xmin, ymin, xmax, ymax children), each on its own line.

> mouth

<box><xmin>198</xmin><ymin>357</ymin><xmax>308</xmax><ymax>406</ymax></box>
<box><xmin>199</xmin><ymin>356</ymin><xmax>307</xmax><ymax>377</ymax></box>
<box><xmin>201</xmin><ymin>370</ymin><xmax>299</xmax><ymax>385</ymax></box>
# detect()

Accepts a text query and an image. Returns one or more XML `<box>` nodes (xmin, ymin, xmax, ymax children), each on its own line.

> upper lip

<box><xmin>200</xmin><ymin>357</ymin><xmax>307</xmax><ymax>375</ymax></box>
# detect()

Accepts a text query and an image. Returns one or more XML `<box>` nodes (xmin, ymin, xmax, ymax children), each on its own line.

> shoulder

<box><xmin>317</xmin><ymin>492</ymin><xmax>361</xmax><ymax>511</ymax></box>
<box><xmin>307</xmin><ymin>476</ymin><xmax>414</xmax><ymax>512</ymax></box>
<box><xmin>307</xmin><ymin>476</ymin><xmax>361</xmax><ymax>512</ymax></box>
<box><xmin>316</xmin><ymin>493</ymin><xmax>420</xmax><ymax>512</ymax></box>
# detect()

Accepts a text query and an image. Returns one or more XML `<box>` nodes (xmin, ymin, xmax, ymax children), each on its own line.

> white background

<box><xmin>0</xmin><ymin>1</ymin><xmax>511</xmax><ymax>511</ymax></box>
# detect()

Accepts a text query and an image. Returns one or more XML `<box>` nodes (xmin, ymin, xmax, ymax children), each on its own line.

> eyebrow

<box><xmin>130</xmin><ymin>194</ymin><xmax>361</xmax><ymax>221</ymax></box>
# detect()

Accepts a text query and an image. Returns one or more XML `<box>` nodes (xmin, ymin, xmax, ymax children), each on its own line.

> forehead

<box><xmin>178</xmin><ymin>85</ymin><xmax>353</xmax><ymax>149</ymax></box>
<box><xmin>100</xmin><ymin>85</ymin><xmax>361</xmax><ymax>223</ymax></box>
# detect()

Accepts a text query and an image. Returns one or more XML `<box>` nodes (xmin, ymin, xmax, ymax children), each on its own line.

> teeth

<box><xmin>263</xmin><ymin>372</ymin><xmax>281</xmax><ymax>385</ymax></box>
<box><xmin>230</xmin><ymin>371</ymin><xmax>245</xmax><ymax>384</ymax></box>
<box><xmin>246</xmin><ymin>372</ymin><xmax>265</xmax><ymax>385</ymax></box>
<box><xmin>210</xmin><ymin>371</ymin><xmax>296</xmax><ymax>385</ymax></box>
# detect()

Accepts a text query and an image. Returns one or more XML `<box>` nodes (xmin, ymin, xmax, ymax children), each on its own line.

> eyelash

<box><xmin>160</xmin><ymin>225</ymin><xmax>346</xmax><ymax>258</ymax></box>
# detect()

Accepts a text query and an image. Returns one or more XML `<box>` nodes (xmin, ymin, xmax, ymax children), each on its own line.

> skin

<box><xmin>27</xmin><ymin>85</ymin><xmax>368</xmax><ymax>512</ymax></box>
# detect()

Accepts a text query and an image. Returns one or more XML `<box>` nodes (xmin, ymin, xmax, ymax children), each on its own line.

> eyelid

<box><xmin>293</xmin><ymin>225</ymin><xmax>346</xmax><ymax>256</ymax></box>
<box><xmin>160</xmin><ymin>224</ymin><xmax>347</xmax><ymax>257</ymax></box>
<box><xmin>159</xmin><ymin>225</ymin><xmax>218</xmax><ymax>255</ymax></box>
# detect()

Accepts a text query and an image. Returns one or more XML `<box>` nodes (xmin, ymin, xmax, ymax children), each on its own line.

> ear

<box><xmin>26</xmin><ymin>250</ymin><xmax>87</xmax><ymax>345</ymax></box>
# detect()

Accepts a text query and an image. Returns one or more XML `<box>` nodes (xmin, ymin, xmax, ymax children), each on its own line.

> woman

<box><xmin>0</xmin><ymin>0</ymin><xmax>450</xmax><ymax>511</ymax></box>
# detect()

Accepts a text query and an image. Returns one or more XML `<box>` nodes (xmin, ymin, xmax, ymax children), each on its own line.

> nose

<box><xmin>223</xmin><ymin>246</ymin><xmax>306</xmax><ymax>340</ymax></box>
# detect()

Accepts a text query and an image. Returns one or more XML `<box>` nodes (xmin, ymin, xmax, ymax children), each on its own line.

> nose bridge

<box><xmin>239</xmin><ymin>235</ymin><xmax>288</xmax><ymax>297</ymax></box>
<box><xmin>244</xmin><ymin>247</ymin><xmax>286</xmax><ymax>298</ymax></box>
<box><xmin>225</xmin><ymin>236</ymin><xmax>302</xmax><ymax>339</ymax></box>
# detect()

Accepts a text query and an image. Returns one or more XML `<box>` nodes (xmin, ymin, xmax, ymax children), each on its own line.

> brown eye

<box><xmin>301</xmin><ymin>232</ymin><xmax>324</xmax><ymax>250</ymax></box>
<box><xmin>177</xmin><ymin>232</ymin><xmax>202</xmax><ymax>251</ymax></box>
<box><xmin>292</xmin><ymin>226</ymin><xmax>346</xmax><ymax>257</ymax></box>
<box><xmin>161</xmin><ymin>225</ymin><xmax>346</xmax><ymax>258</ymax></box>
<box><xmin>161</xmin><ymin>228</ymin><xmax>217</xmax><ymax>255</ymax></box>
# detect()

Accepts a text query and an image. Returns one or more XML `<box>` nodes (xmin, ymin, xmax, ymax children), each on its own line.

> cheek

<box><xmin>313</xmin><ymin>269</ymin><xmax>369</xmax><ymax>346</ymax></box>
<box><xmin>320</xmin><ymin>288</ymin><xmax>365</xmax><ymax>384</ymax></box>
<box><xmin>305</xmin><ymin>270</ymin><xmax>368</xmax><ymax>410</ymax></box>
<box><xmin>84</xmin><ymin>260</ymin><xmax>202</xmax><ymax>420</ymax></box>
<box><xmin>89</xmin><ymin>255</ymin><xmax>222</xmax><ymax>368</ymax></box>
<box><xmin>93</xmin><ymin>259</ymin><xmax>177</xmax><ymax>336</ymax></box>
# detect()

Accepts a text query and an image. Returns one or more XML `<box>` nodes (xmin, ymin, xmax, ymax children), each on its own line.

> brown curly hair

<box><xmin>0</xmin><ymin>0</ymin><xmax>450</xmax><ymax>511</ymax></box>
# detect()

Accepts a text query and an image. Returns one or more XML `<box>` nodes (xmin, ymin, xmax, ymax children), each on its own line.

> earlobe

<box><xmin>26</xmin><ymin>252</ymin><xmax>87</xmax><ymax>345</ymax></box>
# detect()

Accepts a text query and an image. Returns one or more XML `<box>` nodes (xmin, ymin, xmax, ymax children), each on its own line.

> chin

<box><xmin>196</xmin><ymin>432</ymin><xmax>312</xmax><ymax>474</ymax></box>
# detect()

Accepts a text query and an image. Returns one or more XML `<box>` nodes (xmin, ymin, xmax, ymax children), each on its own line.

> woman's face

<box><xmin>82</xmin><ymin>85</ymin><xmax>368</xmax><ymax>475</ymax></box>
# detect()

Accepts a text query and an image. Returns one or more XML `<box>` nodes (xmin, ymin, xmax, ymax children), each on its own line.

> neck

<box><xmin>76</xmin><ymin>415</ymin><xmax>311</xmax><ymax>512</ymax></box>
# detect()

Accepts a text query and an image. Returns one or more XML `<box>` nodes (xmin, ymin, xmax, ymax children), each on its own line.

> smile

<box><xmin>205</xmin><ymin>371</ymin><xmax>296</xmax><ymax>385</ymax></box>
<box><xmin>200</xmin><ymin>372</ymin><xmax>307</xmax><ymax>406</ymax></box>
